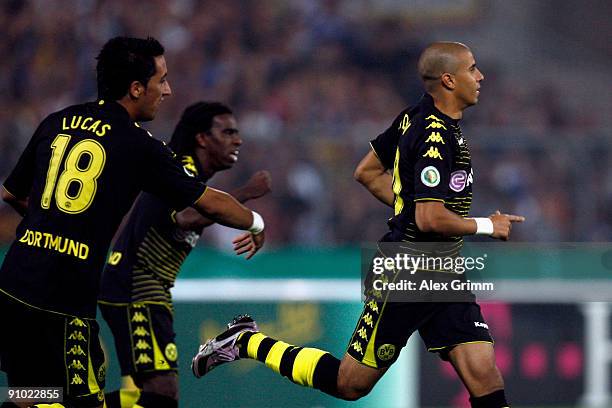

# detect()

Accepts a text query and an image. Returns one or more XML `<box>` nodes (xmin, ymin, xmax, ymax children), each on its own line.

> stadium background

<box><xmin>0</xmin><ymin>0</ymin><xmax>610</xmax><ymax>407</ymax></box>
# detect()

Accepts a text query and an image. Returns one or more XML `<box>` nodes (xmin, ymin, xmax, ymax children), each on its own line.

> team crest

<box><xmin>165</xmin><ymin>343</ymin><xmax>178</xmax><ymax>362</ymax></box>
<box><xmin>421</xmin><ymin>166</ymin><xmax>440</xmax><ymax>187</ymax></box>
<box><xmin>97</xmin><ymin>364</ymin><xmax>106</xmax><ymax>382</ymax></box>
<box><xmin>377</xmin><ymin>344</ymin><xmax>396</xmax><ymax>361</ymax></box>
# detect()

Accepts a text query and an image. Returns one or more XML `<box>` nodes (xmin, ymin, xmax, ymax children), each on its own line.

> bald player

<box><xmin>190</xmin><ymin>42</ymin><xmax>523</xmax><ymax>408</ymax></box>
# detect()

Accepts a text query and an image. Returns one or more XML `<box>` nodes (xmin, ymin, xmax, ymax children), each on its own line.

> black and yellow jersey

<box><xmin>371</xmin><ymin>93</ymin><xmax>473</xmax><ymax>250</ymax></box>
<box><xmin>0</xmin><ymin>101</ymin><xmax>206</xmax><ymax>318</ymax></box>
<box><xmin>98</xmin><ymin>155</ymin><xmax>204</xmax><ymax>310</ymax></box>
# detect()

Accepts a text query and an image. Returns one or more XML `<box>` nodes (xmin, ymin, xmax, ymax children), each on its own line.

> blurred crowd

<box><xmin>0</xmin><ymin>0</ymin><xmax>609</xmax><ymax>247</ymax></box>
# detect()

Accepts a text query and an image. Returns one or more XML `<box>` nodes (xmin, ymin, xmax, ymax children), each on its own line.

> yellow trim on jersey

<box><xmin>368</xmin><ymin>142</ymin><xmax>384</xmax><ymax>165</ymax></box>
<box><xmin>151</xmin><ymin>321</ymin><xmax>171</xmax><ymax>370</ymax></box>
<box><xmin>246</xmin><ymin>333</ymin><xmax>266</xmax><ymax>359</ymax></box>
<box><xmin>414</xmin><ymin>197</ymin><xmax>445</xmax><ymax>203</ymax></box>
<box><xmin>0</xmin><ymin>288</ymin><xmax>96</xmax><ymax>319</ymax></box>
<box><xmin>362</xmin><ymin>320</ymin><xmax>381</xmax><ymax>368</ymax></box>
<box><xmin>291</xmin><ymin>348</ymin><xmax>327</xmax><ymax>387</ymax></box>
<box><xmin>428</xmin><ymin>340</ymin><xmax>494</xmax><ymax>352</ymax></box>
<box><xmin>1</xmin><ymin>185</ymin><xmax>18</xmax><ymax>199</ymax></box>
<box><xmin>264</xmin><ymin>341</ymin><xmax>291</xmax><ymax>373</ymax></box>
<box><xmin>192</xmin><ymin>186</ymin><xmax>209</xmax><ymax>206</ymax></box>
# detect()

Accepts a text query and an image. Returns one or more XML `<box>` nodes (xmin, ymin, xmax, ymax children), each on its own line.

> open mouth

<box><xmin>228</xmin><ymin>150</ymin><xmax>239</xmax><ymax>162</ymax></box>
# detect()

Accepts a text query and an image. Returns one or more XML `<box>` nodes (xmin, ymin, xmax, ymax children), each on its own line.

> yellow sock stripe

<box><xmin>264</xmin><ymin>340</ymin><xmax>291</xmax><ymax>373</ymax></box>
<box><xmin>291</xmin><ymin>348</ymin><xmax>327</xmax><ymax>387</ymax></box>
<box><xmin>120</xmin><ymin>389</ymin><xmax>141</xmax><ymax>407</ymax></box>
<box><xmin>246</xmin><ymin>332</ymin><xmax>267</xmax><ymax>360</ymax></box>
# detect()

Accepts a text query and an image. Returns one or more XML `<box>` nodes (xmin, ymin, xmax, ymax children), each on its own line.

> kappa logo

<box><xmin>68</xmin><ymin>359</ymin><xmax>86</xmax><ymax>370</ymax></box>
<box><xmin>362</xmin><ymin>313</ymin><xmax>374</xmax><ymax>327</ymax></box>
<box><xmin>377</xmin><ymin>344</ymin><xmax>396</xmax><ymax>361</ymax></box>
<box><xmin>135</xmin><ymin>339</ymin><xmax>152</xmax><ymax>350</ymax></box>
<box><xmin>474</xmin><ymin>321</ymin><xmax>489</xmax><ymax>330</ymax></box>
<box><xmin>131</xmin><ymin>311</ymin><xmax>148</xmax><ymax>323</ymax></box>
<box><xmin>425</xmin><ymin>131</ymin><xmax>445</xmax><ymax>144</ymax></box>
<box><xmin>70</xmin><ymin>373</ymin><xmax>84</xmax><ymax>385</ymax></box>
<box><xmin>68</xmin><ymin>330</ymin><xmax>86</xmax><ymax>341</ymax></box>
<box><xmin>426</xmin><ymin>121</ymin><xmax>447</xmax><ymax>130</ymax></box>
<box><xmin>357</xmin><ymin>327</ymin><xmax>368</xmax><ymax>340</ymax></box>
<box><xmin>135</xmin><ymin>353</ymin><xmax>153</xmax><ymax>365</ymax></box>
<box><xmin>422</xmin><ymin>146</ymin><xmax>443</xmax><ymax>160</ymax></box>
<box><xmin>351</xmin><ymin>341</ymin><xmax>364</xmax><ymax>354</ymax></box>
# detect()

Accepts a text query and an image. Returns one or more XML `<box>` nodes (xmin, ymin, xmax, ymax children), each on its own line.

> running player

<box><xmin>99</xmin><ymin>102</ymin><xmax>271</xmax><ymax>408</ymax></box>
<box><xmin>191</xmin><ymin>42</ymin><xmax>524</xmax><ymax>408</ymax></box>
<box><xmin>0</xmin><ymin>37</ymin><xmax>264</xmax><ymax>408</ymax></box>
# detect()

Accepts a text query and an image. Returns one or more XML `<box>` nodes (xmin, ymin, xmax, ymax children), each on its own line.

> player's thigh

<box><xmin>346</xmin><ymin>298</ymin><xmax>438</xmax><ymax>371</ymax></box>
<box><xmin>101</xmin><ymin>302</ymin><xmax>178</xmax><ymax>380</ymax></box>
<box><xmin>418</xmin><ymin>302</ymin><xmax>493</xmax><ymax>360</ymax></box>
<box><xmin>2</xmin><ymin>295</ymin><xmax>105</xmax><ymax>407</ymax></box>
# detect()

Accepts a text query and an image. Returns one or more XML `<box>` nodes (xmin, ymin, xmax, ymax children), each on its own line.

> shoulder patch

<box><xmin>421</xmin><ymin>166</ymin><xmax>440</xmax><ymax>187</ymax></box>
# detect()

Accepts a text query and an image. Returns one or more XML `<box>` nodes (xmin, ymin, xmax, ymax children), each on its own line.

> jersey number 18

<box><xmin>41</xmin><ymin>134</ymin><xmax>106</xmax><ymax>214</ymax></box>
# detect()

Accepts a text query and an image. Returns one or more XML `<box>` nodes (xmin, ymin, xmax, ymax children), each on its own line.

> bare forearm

<box><xmin>362</xmin><ymin>173</ymin><xmax>394</xmax><ymax>207</ymax></box>
<box><xmin>193</xmin><ymin>187</ymin><xmax>254</xmax><ymax>230</ymax></box>
<box><xmin>416</xmin><ymin>201</ymin><xmax>477</xmax><ymax>237</ymax></box>
<box><xmin>176</xmin><ymin>187</ymin><xmax>251</xmax><ymax>230</ymax></box>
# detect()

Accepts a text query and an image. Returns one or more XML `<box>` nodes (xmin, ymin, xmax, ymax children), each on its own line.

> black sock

<box><xmin>470</xmin><ymin>389</ymin><xmax>509</xmax><ymax>408</ymax></box>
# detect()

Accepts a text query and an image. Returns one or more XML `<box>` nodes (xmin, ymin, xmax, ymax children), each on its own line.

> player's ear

<box><xmin>128</xmin><ymin>81</ymin><xmax>144</xmax><ymax>99</ymax></box>
<box><xmin>195</xmin><ymin>132</ymin><xmax>208</xmax><ymax>148</ymax></box>
<box><xmin>441</xmin><ymin>73</ymin><xmax>455</xmax><ymax>90</ymax></box>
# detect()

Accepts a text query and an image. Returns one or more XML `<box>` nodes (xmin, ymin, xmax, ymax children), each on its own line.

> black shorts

<box><xmin>347</xmin><ymin>298</ymin><xmax>493</xmax><ymax>368</ymax></box>
<box><xmin>99</xmin><ymin>302</ymin><xmax>177</xmax><ymax>377</ymax></box>
<box><xmin>0</xmin><ymin>290</ymin><xmax>105</xmax><ymax>407</ymax></box>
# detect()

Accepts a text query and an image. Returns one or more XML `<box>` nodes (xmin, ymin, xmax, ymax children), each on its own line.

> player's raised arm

<box><xmin>354</xmin><ymin>151</ymin><xmax>394</xmax><ymax>207</ymax></box>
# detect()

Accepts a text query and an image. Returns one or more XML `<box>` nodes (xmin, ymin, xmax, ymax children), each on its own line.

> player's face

<box><xmin>138</xmin><ymin>56</ymin><xmax>172</xmax><ymax>121</ymax></box>
<box><xmin>453</xmin><ymin>50</ymin><xmax>484</xmax><ymax>107</ymax></box>
<box><xmin>201</xmin><ymin>114</ymin><xmax>242</xmax><ymax>170</ymax></box>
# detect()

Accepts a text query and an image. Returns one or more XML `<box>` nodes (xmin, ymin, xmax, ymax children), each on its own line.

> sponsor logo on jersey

<box><xmin>449</xmin><ymin>169</ymin><xmax>473</xmax><ymax>192</ymax></box>
<box><xmin>421</xmin><ymin>166</ymin><xmax>440</xmax><ymax>187</ymax></box>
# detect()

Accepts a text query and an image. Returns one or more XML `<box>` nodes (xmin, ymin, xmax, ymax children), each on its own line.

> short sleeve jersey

<box><xmin>0</xmin><ymin>101</ymin><xmax>207</xmax><ymax>317</ymax></box>
<box><xmin>370</xmin><ymin>93</ymin><xmax>474</xmax><ymax>247</ymax></box>
<box><xmin>98</xmin><ymin>155</ymin><xmax>205</xmax><ymax>308</ymax></box>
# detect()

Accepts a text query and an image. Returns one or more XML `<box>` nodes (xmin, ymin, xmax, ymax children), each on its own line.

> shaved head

<box><xmin>418</xmin><ymin>42</ymin><xmax>471</xmax><ymax>90</ymax></box>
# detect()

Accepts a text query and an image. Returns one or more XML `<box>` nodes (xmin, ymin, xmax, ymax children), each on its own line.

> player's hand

<box><xmin>232</xmin><ymin>231</ymin><xmax>265</xmax><ymax>259</ymax></box>
<box><xmin>489</xmin><ymin>210</ymin><xmax>525</xmax><ymax>240</ymax></box>
<box><xmin>242</xmin><ymin>170</ymin><xmax>272</xmax><ymax>200</ymax></box>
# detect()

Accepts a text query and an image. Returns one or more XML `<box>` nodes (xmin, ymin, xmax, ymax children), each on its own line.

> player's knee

<box><xmin>138</xmin><ymin>372</ymin><xmax>179</xmax><ymax>400</ymax></box>
<box><xmin>336</xmin><ymin>374</ymin><xmax>374</xmax><ymax>401</ymax></box>
<box><xmin>470</xmin><ymin>361</ymin><xmax>504</xmax><ymax>391</ymax></box>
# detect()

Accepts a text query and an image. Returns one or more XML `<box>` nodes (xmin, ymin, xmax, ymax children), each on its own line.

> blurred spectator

<box><xmin>0</xmin><ymin>0</ymin><xmax>609</xmax><ymax>247</ymax></box>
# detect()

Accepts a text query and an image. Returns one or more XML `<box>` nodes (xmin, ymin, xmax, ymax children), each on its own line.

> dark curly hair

<box><xmin>168</xmin><ymin>102</ymin><xmax>233</xmax><ymax>156</ymax></box>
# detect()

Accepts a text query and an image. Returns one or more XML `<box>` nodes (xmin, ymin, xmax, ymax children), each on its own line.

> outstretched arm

<box><xmin>354</xmin><ymin>151</ymin><xmax>394</xmax><ymax>207</ymax></box>
<box><xmin>193</xmin><ymin>187</ymin><xmax>265</xmax><ymax>258</ymax></box>
<box><xmin>416</xmin><ymin>201</ymin><xmax>525</xmax><ymax>240</ymax></box>
<box><xmin>175</xmin><ymin>170</ymin><xmax>271</xmax><ymax>230</ymax></box>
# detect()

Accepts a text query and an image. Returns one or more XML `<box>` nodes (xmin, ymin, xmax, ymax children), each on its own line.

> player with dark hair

<box><xmin>99</xmin><ymin>101</ymin><xmax>271</xmax><ymax>408</ymax></box>
<box><xmin>191</xmin><ymin>42</ymin><xmax>523</xmax><ymax>408</ymax></box>
<box><xmin>0</xmin><ymin>37</ymin><xmax>264</xmax><ymax>408</ymax></box>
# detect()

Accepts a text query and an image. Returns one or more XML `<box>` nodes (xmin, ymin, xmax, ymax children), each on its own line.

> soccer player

<box><xmin>0</xmin><ymin>37</ymin><xmax>264</xmax><ymax>408</ymax></box>
<box><xmin>191</xmin><ymin>42</ymin><xmax>524</xmax><ymax>408</ymax></box>
<box><xmin>98</xmin><ymin>101</ymin><xmax>271</xmax><ymax>408</ymax></box>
